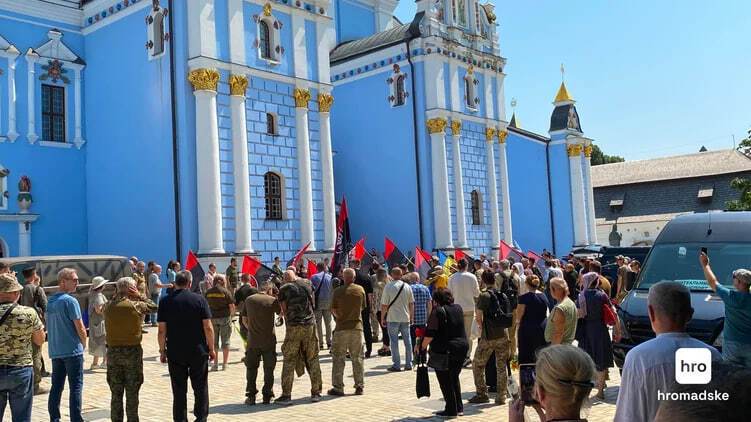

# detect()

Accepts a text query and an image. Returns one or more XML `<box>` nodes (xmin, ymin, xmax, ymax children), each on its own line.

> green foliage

<box><xmin>726</xmin><ymin>128</ymin><xmax>751</xmax><ymax>211</ymax></box>
<box><xmin>590</xmin><ymin>144</ymin><xmax>625</xmax><ymax>166</ymax></box>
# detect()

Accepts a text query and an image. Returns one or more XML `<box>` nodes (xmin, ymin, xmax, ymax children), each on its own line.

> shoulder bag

<box><xmin>384</xmin><ymin>281</ymin><xmax>406</xmax><ymax>321</ymax></box>
<box><xmin>0</xmin><ymin>303</ymin><xmax>18</xmax><ymax>327</ymax></box>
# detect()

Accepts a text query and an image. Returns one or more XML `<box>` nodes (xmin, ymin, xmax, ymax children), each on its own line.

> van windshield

<box><xmin>637</xmin><ymin>243</ymin><xmax>751</xmax><ymax>291</ymax></box>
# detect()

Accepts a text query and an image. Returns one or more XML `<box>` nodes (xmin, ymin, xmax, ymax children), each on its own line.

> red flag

<box><xmin>287</xmin><ymin>241</ymin><xmax>311</xmax><ymax>268</ymax></box>
<box><xmin>415</xmin><ymin>247</ymin><xmax>433</xmax><ymax>281</ymax></box>
<box><xmin>307</xmin><ymin>259</ymin><xmax>318</xmax><ymax>279</ymax></box>
<box><xmin>384</xmin><ymin>237</ymin><xmax>408</xmax><ymax>268</ymax></box>
<box><xmin>352</xmin><ymin>238</ymin><xmax>366</xmax><ymax>261</ymax></box>
<box><xmin>455</xmin><ymin>249</ymin><xmax>466</xmax><ymax>262</ymax></box>
<box><xmin>500</xmin><ymin>240</ymin><xmax>525</xmax><ymax>261</ymax></box>
<box><xmin>185</xmin><ymin>250</ymin><xmax>204</xmax><ymax>292</ymax></box>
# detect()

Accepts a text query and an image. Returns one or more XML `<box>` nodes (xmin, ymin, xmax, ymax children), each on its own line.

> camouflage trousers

<box><xmin>32</xmin><ymin>342</ymin><xmax>43</xmax><ymax>390</ymax></box>
<box><xmin>472</xmin><ymin>337</ymin><xmax>509</xmax><ymax>397</ymax></box>
<box><xmin>107</xmin><ymin>346</ymin><xmax>144</xmax><ymax>422</ymax></box>
<box><xmin>331</xmin><ymin>329</ymin><xmax>364</xmax><ymax>391</ymax></box>
<box><xmin>281</xmin><ymin>324</ymin><xmax>322</xmax><ymax>397</ymax></box>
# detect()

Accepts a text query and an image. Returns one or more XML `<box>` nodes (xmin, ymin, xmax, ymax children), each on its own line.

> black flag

<box><xmin>330</xmin><ymin>198</ymin><xmax>352</xmax><ymax>277</ymax></box>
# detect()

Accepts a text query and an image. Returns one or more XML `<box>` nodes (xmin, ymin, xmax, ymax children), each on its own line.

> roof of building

<box><xmin>554</xmin><ymin>82</ymin><xmax>573</xmax><ymax>103</ymax></box>
<box><xmin>330</xmin><ymin>13</ymin><xmax>423</xmax><ymax>65</ymax></box>
<box><xmin>508</xmin><ymin>112</ymin><xmax>519</xmax><ymax>128</ymax></box>
<box><xmin>549</xmin><ymin>103</ymin><xmax>582</xmax><ymax>133</ymax></box>
<box><xmin>592</xmin><ymin>149</ymin><xmax>751</xmax><ymax>188</ymax></box>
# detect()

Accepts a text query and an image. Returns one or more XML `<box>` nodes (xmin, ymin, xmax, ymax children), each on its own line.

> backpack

<box><xmin>498</xmin><ymin>271</ymin><xmax>519</xmax><ymax>310</ymax></box>
<box><xmin>485</xmin><ymin>288</ymin><xmax>513</xmax><ymax>329</ymax></box>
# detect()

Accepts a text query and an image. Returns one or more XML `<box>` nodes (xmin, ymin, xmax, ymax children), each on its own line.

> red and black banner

<box><xmin>330</xmin><ymin>197</ymin><xmax>352</xmax><ymax>277</ymax></box>
<box><xmin>414</xmin><ymin>247</ymin><xmax>433</xmax><ymax>281</ymax></box>
<box><xmin>185</xmin><ymin>250</ymin><xmax>205</xmax><ymax>292</ymax></box>
<box><xmin>384</xmin><ymin>237</ymin><xmax>409</xmax><ymax>269</ymax></box>
<box><xmin>286</xmin><ymin>241</ymin><xmax>311</xmax><ymax>269</ymax></box>
<box><xmin>241</xmin><ymin>255</ymin><xmax>275</xmax><ymax>287</ymax></box>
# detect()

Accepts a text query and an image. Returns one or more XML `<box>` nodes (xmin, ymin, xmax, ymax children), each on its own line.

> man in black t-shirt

<box><xmin>351</xmin><ymin>259</ymin><xmax>374</xmax><ymax>357</ymax></box>
<box><xmin>235</xmin><ymin>273</ymin><xmax>259</xmax><ymax>345</ymax></box>
<box><xmin>157</xmin><ymin>270</ymin><xmax>215</xmax><ymax>421</ymax></box>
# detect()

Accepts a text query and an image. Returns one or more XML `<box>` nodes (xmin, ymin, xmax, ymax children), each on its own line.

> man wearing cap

<box><xmin>700</xmin><ymin>253</ymin><xmax>751</xmax><ymax>368</ymax></box>
<box><xmin>104</xmin><ymin>277</ymin><xmax>157</xmax><ymax>422</ymax></box>
<box><xmin>0</xmin><ymin>273</ymin><xmax>45</xmax><ymax>421</ymax></box>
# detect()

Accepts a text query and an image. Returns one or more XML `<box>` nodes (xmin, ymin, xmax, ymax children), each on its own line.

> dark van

<box><xmin>613</xmin><ymin>212</ymin><xmax>751</xmax><ymax>368</ymax></box>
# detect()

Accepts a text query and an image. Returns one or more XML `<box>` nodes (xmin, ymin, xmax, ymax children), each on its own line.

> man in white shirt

<box><xmin>448</xmin><ymin>259</ymin><xmax>480</xmax><ymax>365</ymax></box>
<box><xmin>614</xmin><ymin>281</ymin><xmax>721</xmax><ymax>422</ymax></box>
<box><xmin>380</xmin><ymin>267</ymin><xmax>414</xmax><ymax>372</ymax></box>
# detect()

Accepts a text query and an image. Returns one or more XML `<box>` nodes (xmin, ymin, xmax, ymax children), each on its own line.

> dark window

<box><xmin>152</xmin><ymin>11</ymin><xmax>165</xmax><ymax>56</ymax></box>
<box><xmin>264</xmin><ymin>172</ymin><xmax>283</xmax><ymax>220</ymax></box>
<box><xmin>42</xmin><ymin>84</ymin><xmax>65</xmax><ymax>143</ymax></box>
<box><xmin>394</xmin><ymin>75</ymin><xmax>406</xmax><ymax>106</ymax></box>
<box><xmin>259</xmin><ymin>21</ymin><xmax>272</xmax><ymax>59</ymax></box>
<box><xmin>471</xmin><ymin>190</ymin><xmax>481</xmax><ymax>225</ymax></box>
<box><xmin>266</xmin><ymin>113</ymin><xmax>276</xmax><ymax>135</ymax></box>
<box><xmin>464</xmin><ymin>78</ymin><xmax>473</xmax><ymax>108</ymax></box>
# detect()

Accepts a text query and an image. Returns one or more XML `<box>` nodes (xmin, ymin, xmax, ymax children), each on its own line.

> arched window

<box><xmin>152</xmin><ymin>11</ymin><xmax>165</xmax><ymax>56</ymax></box>
<box><xmin>266</xmin><ymin>113</ymin><xmax>277</xmax><ymax>135</ymax></box>
<box><xmin>395</xmin><ymin>75</ymin><xmax>406</xmax><ymax>106</ymax></box>
<box><xmin>471</xmin><ymin>189</ymin><xmax>482</xmax><ymax>225</ymax></box>
<box><xmin>264</xmin><ymin>172</ymin><xmax>284</xmax><ymax>220</ymax></box>
<box><xmin>259</xmin><ymin>20</ymin><xmax>272</xmax><ymax>60</ymax></box>
<box><xmin>464</xmin><ymin>78</ymin><xmax>473</xmax><ymax>107</ymax></box>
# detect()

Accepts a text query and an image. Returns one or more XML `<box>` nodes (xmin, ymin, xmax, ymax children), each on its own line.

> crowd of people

<box><xmin>0</xmin><ymin>247</ymin><xmax>750</xmax><ymax>422</ymax></box>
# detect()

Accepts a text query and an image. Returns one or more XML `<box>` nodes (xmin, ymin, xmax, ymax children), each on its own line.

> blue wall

<box><xmin>548</xmin><ymin>139</ymin><xmax>575</xmax><ymax>255</ymax></box>
<box><xmin>335</xmin><ymin>0</ymin><xmax>375</xmax><ymax>43</ymax></box>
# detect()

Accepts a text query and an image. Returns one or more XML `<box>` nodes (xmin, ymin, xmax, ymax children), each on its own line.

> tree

<box><xmin>726</xmin><ymin>128</ymin><xmax>751</xmax><ymax>211</ymax></box>
<box><xmin>590</xmin><ymin>144</ymin><xmax>625</xmax><ymax>166</ymax></box>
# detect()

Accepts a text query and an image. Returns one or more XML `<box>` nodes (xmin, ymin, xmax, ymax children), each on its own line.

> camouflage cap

<box><xmin>0</xmin><ymin>273</ymin><xmax>22</xmax><ymax>293</ymax></box>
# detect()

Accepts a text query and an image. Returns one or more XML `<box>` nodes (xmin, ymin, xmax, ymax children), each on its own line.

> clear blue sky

<box><xmin>393</xmin><ymin>0</ymin><xmax>751</xmax><ymax>161</ymax></box>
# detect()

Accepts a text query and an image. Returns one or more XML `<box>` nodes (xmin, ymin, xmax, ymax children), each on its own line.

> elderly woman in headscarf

<box><xmin>512</xmin><ymin>262</ymin><xmax>527</xmax><ymax>296</ymax></box>
<box><xmin>88</xmin><ymin>276</ymin><xmax>108</xmax><ymax>369</ymax></box>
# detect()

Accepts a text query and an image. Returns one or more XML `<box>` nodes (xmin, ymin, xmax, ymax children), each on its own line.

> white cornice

<box><xmin>0</xmin><ymin>213</ymin><xmax>39</xmax><ymax>223</ymax></box>
<box><xmin>81</xmin><ymin>0</ymin><xmax>150</xmax><ymax>35</ymax></box>
<box><xmin>188</xmin><ymin>56</ymin><xmax>332</xmax><ymax>90</ymax></box>
<box><xmin>0</xmin><ymin>0</ymin><xmax>81</xmax><ymax>27</ymax></box>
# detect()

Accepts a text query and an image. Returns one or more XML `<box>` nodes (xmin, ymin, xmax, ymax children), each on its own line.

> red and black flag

<box><xmin>499</xmin><ymin>240</ymin><xmax>525</xmax><ymax>262</ymax></box>
<box><xmin>185</xmin><ymin>250</ymin><xmax>205</xmax><ymax>292</ymax></box>
<box><xmin>307</xmin><ymin>259</ymin><xmax>318</xmax><ymax>279</ymax></box>
<box><xmin>330</xmin><ymin>197</ymin><xmax>352</xmax><ymax>277</ymax></box>
<box><xmin>384</xmin><ymin>237</ymin><xmax>409</xmax><ymax>269</ymax></box>
<box><xmin>286</xmin><ymin>241</ymin><xmax>311</xmax><ymax>269</ymax></box>
<box><xmin>414</xmin><ymin>247</ymin><xmax>433</xmax><ymax>281</ymax></box>
<box><xmin>241</xmin><ymin>255</ymin><xmax>275</xmax><ymax>287</ymax></box>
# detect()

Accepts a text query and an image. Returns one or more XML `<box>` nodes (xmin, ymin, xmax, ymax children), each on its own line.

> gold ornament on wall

<box><xmin>293</xmin><ymin>88</ymin><xmax>311</xmax><ymax>108</ymax></box>
<box><xmin>229</xmin><ymin>74</ymin><xmax>248</xmax><ymax>96</ymax></box>
<box><xmin>485</xmin><ymin>127</ymin><xmax>497</xmax><ymax>142</ymax></box>
<box><xmin>426</xmin><ymin>118</ymin><xmax>448</xmax><ymax>134</ymax></box>
<box><xmin>450</xmin><ymin>120</ymin><xmax>462</xmax><ymax>136</ymax></box>
<box><xmin>318</xmin><ymin>93</ymin><xmax>334</xmax><ymax>112</ymax></box>
<box><xmin>583</xmin><ymin>145</ymin><xmax>593</xmax><ymax>158</ymax></box>
<box><xmin>263</xmin><ymin>3</ymin><xmax>272</xmax><ymax>16</ymax></box>
<box><xmin>567</xmin><ymin>144</ymin><xmax>583</xmax><ymax>157</ymax></box>
<box><xmin>467</xmin><ymin>64</ymin><xmax>474</xmax><ymax>75</ymax></box>
<box><xmin>187</xmin><ymin>68</ymin><xmax>220</xmax><ymax>92</ymax></box>
<box><xmin>497</xmin><ymin>130</ymin><xmax>508</xmax><ymax>144</ymax></box>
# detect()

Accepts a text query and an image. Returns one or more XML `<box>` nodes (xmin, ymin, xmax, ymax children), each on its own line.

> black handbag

<box><xmin>416</xmin><ymin>354</ymin><xmax>430</xmax><ymax>398</ymax></box>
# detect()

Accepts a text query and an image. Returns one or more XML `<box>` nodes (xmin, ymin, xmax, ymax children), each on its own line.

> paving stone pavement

<box><xmin>24</xmin><ymin>325</ymin><xmax>618</xmax><ymax>421</ymax></box>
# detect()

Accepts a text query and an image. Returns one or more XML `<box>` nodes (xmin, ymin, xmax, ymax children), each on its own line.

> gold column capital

<box><xmin>485</xmin><ymin>127</ymin><xmax>497</xmax><ymax>142</ymax></box>
<box><xmin>583</xmin><ymin>145</ymin><xmax>593</xmax><ymax>158</ymax></box>
<box><xmin>426</xmin><ymin>117</ymin><xmax>448</xmax><ymax>134</ymax></box>
<box><xmin>188</xmin><ymin>68</ymin><xmax>220</xmax><ymax>92</ymax></box>
<box><xmin>450</xmin><ymin>120</ymin><xmax>462</xmax><ymax>136</ymax></box>
<box><xmin>567</xmin><ymin>144</ymin><xmax>583</xmax><ymax>157</ymax></box>
<box><xmin>229</xmin><ymin>74</ymin><xmax>248</xmax><ymax>96</ymax></box>
<box><xmin>318</xmin><ymin>93</ymin><xmax>334</xmax><ymax>112</ymax></box>
<box><xmin>497</xmin><ymin>130</ymin><xmax>508</xmax><ymax>144</ymax></box>
<box><xmin>294</xmin><ymin>88</ymin><xmax>311</xmax><ymax>108</ymax></box>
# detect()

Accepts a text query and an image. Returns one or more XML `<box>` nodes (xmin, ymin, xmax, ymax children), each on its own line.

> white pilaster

<box><xmin>424</xmin><ymin>57</ymin><xmax>446</xmax><ymax>109</ymax></box>
<box><xmin>449</xmin><ymin>61</ymin><xmax>460</xmax><ymax>112</ymax></box>
<box><xmin>188</xmin><ymin>69</ymin><xmax>224</xmax><ymax>254</ymax></box>
<box><xmin>228</xmin><ymin>0</ymin><xmax>246</xmax><ymax>64</ymax></box>
<box><xmin>229</xmin><ymin>75</ymin><xmax>253</xmax><ymax>253</ymax></box>
<box><xmin>428</xmin><ymin>117</ymin><xmax>453</xmax><ymax>250</ymax></box>
<box><xmin>294</xmin><ymin>88</ymin><xmax>316</xmax><ymax>251</ymax></box>
<box><xmin>187</xmin><ymin>0</ymin><xmax>217</xmax><ymax>59</ymax></box>
<box><xmin>485</xmin><ymin>128</ymin><xmax>501</xmax><ymax>247</ymax></box>
<box><xmin>72</xmin><ymin>68</ymin><xmax>85</xmax><ymax>149</ymax></box>
<box><xmin>483</xmin><ymin>71</ymin><xmax>495</xmax><ymax>120</ymax></box>
<box><xmin>450</xmin><ymin>121</ymin><xmax>468</xmax><ymax>248</ymax></box>
<box><xmin>5</xmin><ymin>46</ymin><xmax>20</xmax><ymax>141</ymax></box>
<box><xmin>291</xmin><ymin>13</ymin><xmax>307</xmax><ymax>79</ymax></box>
<box><xmin>316</xmin><ymin>19</ymin><xmax>335</xmax><ymax>84</ymax></box>
<box><xmin>25</xmin><ymin>51</ymin><xmax>38</xmax><ymax>144</ymax></box>
<box><xmin>497</xmin><ymin>131</ymin><xmax>513</xmax><ymax>244</ymax></box>
<box><xmin>18</xmin><ymin>221</ymin><xmax>31</xmax><ymax>257</ymax></box>
<box><xmin>495</xmin><ymin>73</ymin><xmax>507</xmax><ymax>122</ymax></box>
<box><xmin>318</xmin><ymin>93</ymin><xmax>336</xmax><ymax>250</ymax></box>
<box><xmin>568</xmin><ymin>143</ymin><xmax>588</xmax><ymax>246</ymax></box>
<box><xmin>583</xmin><ymin>145</ymin><xmax>597</xmax><ymax>244</ymax></box>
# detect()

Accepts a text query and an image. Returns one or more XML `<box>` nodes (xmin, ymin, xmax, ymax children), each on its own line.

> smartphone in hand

<box><xmin>701</xmin><ymin>247</ymin><xmax>708</xmax><ymax>255</ymax></box>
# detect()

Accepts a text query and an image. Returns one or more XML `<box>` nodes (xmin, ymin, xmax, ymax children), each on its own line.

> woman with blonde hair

<box><xmin>509</xmin><ymin>344</ymin><xmax>595</xmax><ymax>422</ymax></box>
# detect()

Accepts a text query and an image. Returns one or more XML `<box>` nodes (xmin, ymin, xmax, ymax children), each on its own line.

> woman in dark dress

<box><xmin>578</xmin><ymin>272</ymin><xmax>620</xmax><ymax>399</ymax></box>
<box><xmin>416</xmin><ymin>289</ymin><xmax>469</xmax><ymax>418</ymax></box>
<box><xmin>515</xmin><ymin>275</ymin><xmax>549</xmax><ymax>364</ymax></box>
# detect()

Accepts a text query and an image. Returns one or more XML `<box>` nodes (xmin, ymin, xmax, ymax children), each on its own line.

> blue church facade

<box><xmin>0</xmin><ymin>0</ymin><xmax>597</xmax><ymax>265</ymax></box>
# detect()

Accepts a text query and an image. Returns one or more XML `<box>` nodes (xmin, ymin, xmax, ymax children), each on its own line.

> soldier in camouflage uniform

<box><xmin>133</xmin><ymin>261</ymin><xmax>147</xmax><ymax>297</ymax></box>
<box><xmin>104</xmin><ymin>277</ymin><xmax>157</xmax><ymax>422</ymax></box>
<box><xmin>275</xmin><ymin>270</ymin><xmax>323</xmax><ymax>404</ymax></box>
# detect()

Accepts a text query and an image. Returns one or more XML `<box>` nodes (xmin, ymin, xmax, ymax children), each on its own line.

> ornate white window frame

<box><xmin>146</xmin><ymin>0</ymin><xmax>169</xmax><ymax>60</ymax></box>
<box><xmin>386</xmin><ymin>64</ymin><xmax>409</xmax><ymax>107</ymax></box>
<box><xmin>463</xmin><ymin>65</ymin><xmax>479</xmax><ymax>111</ymax></box>
<box><xmin>0</xmin><ymin>34</ymin><xmax>20</xmax><ymax>143</ymax></box>
<box><xmin>0</xmin><ymin>164</ymin><xmax>8</xmax><ymax>211</ymax></box>
<box><xmin>254</xmin><ymin>4</ymin><xmax>283</xmax><ymax>66</ymax></box>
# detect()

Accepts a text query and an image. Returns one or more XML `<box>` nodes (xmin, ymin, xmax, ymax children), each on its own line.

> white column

<box><xmin>73</xmin><ymin>68</ymin><xmax>85</xmax><ymax>149</ymax></box>
<box><xmin>291</xmin><ymin>14</ymin><xmax>307</xmax><ymax>79</ymax></box>
<box><xmin>583</xmin><ymin>145</ymin><xmax>598</xmax><ymax>244</ymax></box>
<box><xmin>318</xmin><ymin>93</ymin><xmax>336</xmax><ymax>250</ymax></box>
<box><xmin>294</xmin><ymin>88</ymin><xmax>316</xmax><ymax>251</ymax></box>
<box><xmin>449</xmin><ymin>62</ymin><xmax>460</xmax><ymax>112</ymax></box>
<box><xmin>316</xmin><ymin>19</ymin><xmax>335</xmax><ymax>84</ymax></box>
<box><xmin>495</xmin><ymin>73</ymin><xmax>507</xmax><ymax>122</ymax></box>
<box><xmin>450</xmin><ymin>121</ymin><xmax>468</xmax><ymax>248</ymax></box>
<box><xmin>188</xmin><ymin>69</ymin><xmax>224</xmax><ymax>254</ymax></box>
<box><xmin>485</xmin><ymin>128</ymin><xmax>501</xmax><ymax>247</ymax></box>
<box><xmin>568</xmin><ymin>143</ymin><xmax>588</xmax><ymax>246</ymax></box>
<box><xmin>18</xmin><ymin>221</ymin><xmax>31</xmax><ymax>257</ymax></box>
<box><xmin>497</xmin><ymin>131</ymin><xmax>513</xmax><ymax>243</ymax></box>
<box><xmin>229</xmin><ymin>75</ymin><xmax>253</xmax><ymax>253</ymax></box>
<box><xmin>6</xmin><ymin>46</ymin><xmax>20</xmax><ymax>141</ymax></box>
<box><xmin>428</xmin><ymin>117</ymin><xmax>453</xmax><ymax>250</ymax></box>
<box><xmin>25</xmin><ymin>51</ymin><xmax>38</xmax><ymax>144</ymax></box>
<box><xmin>483</xmin><ymin>71</ymin><xmax>495</xmax><ymax>120</ymax></box>
<box><xmin>228</xmin><ymin>0</ymin><xmax>245</xmax><ymax>64</ymax></box>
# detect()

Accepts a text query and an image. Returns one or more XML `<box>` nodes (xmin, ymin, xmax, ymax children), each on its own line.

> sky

<box><xmin>393</xmin><ymin>0</ymin><xmax>751</xmax><ymax>161</ymax></box>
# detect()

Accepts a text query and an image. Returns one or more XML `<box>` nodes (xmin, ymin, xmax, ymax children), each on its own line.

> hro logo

<box><xmin>675</xmin><ymin>348</ymin><xmax>712</xmax><ymax>384</ymax></box>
